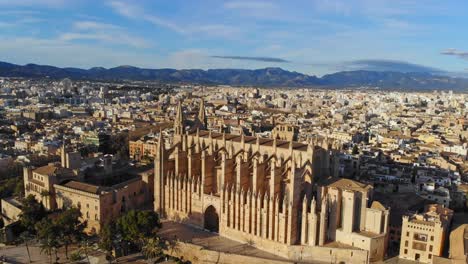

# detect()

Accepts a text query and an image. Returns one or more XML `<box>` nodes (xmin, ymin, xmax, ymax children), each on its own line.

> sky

<box><xmin>1</xmin><ymin>0</ymin><xmax>468</xmax><ymax>76</ymax></box>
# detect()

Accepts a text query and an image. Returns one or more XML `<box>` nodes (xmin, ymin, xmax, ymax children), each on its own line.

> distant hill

<box><xmin>0</xmin><ymin>60</ymin><xmax>467</xmax><ymax>91</ymax></box>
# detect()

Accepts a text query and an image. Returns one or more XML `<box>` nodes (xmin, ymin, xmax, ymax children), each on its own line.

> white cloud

<box><xmin>0</xmin><ymin>0</ymin><xmax>67</xmax><ymax>8</ymax></box>
<box><xmin>312</xmin><ymin>0</ymin><xmax>447</xmax><ymax>19</ymax></box>
<box><xmin>58</xmin><ymin>32</ymin><xmax>148</xmax><ymax>48</ymax></box>
<box><xmin>195</xmin><ymin>24</ymin><xmax>241</xmax><ymax>39</ymax></box>
<box><xmin>60</xmin><ymin>20</ymin><xmax>150</xmax><ymax>48</ymax></box>
<box><xmin>0</xmin><ymin>36</ymin><xmax>160</xmax><ymax>68</ymax></box>
<box><xmin>108</xmin><ymin>1</ymin><xmax>241</xmax><ymax>39</ymax></box>
<box><xmin>73</xmin><ymin>21</ymin><xmax>121</xmax><ymax>31</ymax></box>
<box><xmin>0</xmin><ymin>22</ymin><xmax>14</xmax><ymax>28</ymax></box>
<box><xmin>0</xmin><ymin>16</ymin><xmax>45</xmax><ymax>29</ymax></box>
<box><xmin>441</xmin><ymin>49</ymin><xmax>468</xmax><ymax>60</ymax></box>
<box><xmin>312</xmin><ymin>0</ymin><xmax>352</xmax><ymax>15</ymax></box>
<box><xmin>224</xmin><ymin>1</ymin><xmax>277</xmax><ymax>11</ymax></box>
<box><xmin>144</xmin><ymin>15</ymin><xmax>186</xmax><ymax>34</ymax></box>
<box><xmin>107</xmin><ymin>0</ymin><xmax>140</xmax><ymax>19</ymax></box>
<box><xmin>168</xmin><ymin>50</ymin><xmax>208</xmax><ymax>69</ymax></box>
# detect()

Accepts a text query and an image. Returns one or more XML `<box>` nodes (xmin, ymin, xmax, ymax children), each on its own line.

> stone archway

<box><xmin>204</xmin><ymin>205</ymin><xmax>219</xmax><ymax>233</ymax></box>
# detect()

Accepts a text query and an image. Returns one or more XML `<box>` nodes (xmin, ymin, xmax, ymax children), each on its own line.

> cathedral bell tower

<box><xmin>197</xmin><ymin>99</ymin><xmax>207</xmax><ymax>129</ymax></box>
<box><xmin>174</xmin><ymin>100</ymin><xmax>185</xmax><ymax>143</ymax></box>
<box><xmin>154</xmin><ymin>130</ymin><xmax>167</xmax><ymax>215</ymax></box>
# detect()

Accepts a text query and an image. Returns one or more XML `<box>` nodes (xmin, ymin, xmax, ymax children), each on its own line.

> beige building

<box><xmin>129</xmin><ymin>139</ymin><xmax>158</xmax><ymax>161</ymax></box>
<box><xmin>23</xmin><ymin>145</ymin><xmax>82</xmax><ymax>210</ymax></box>
<box><xmin>1</xmin><ymin>197</ymin><xmax>23</xmax><ymax>225</ymax></box>
<box><xmin>153</xmin><ymin>101</ymin><xmax>388</xmax><ymax>262</ymax></box>
<box><xmin>271</xmin><ymin>124</ymin><xmax>298</xmax><ymax>141</ymax></box>
<box><xmin>23</xmin><ymin>146</ymin><xmax>154</xmax><ymax>233</ymax></box>
<box><xmin>315</xmin><ymin>178</ymin><xmax>390</xmax><ymax>261</ymax></box>
<box><xmin>54</xmin><ymin>175</ymin><xmax>152</xmax><ymax>233</ymax></box>
<box><xmin>23</xmin><ymin>163</ymin><xmax>79</xmax><ymax>210</ymax></box>
<box><xmin>399</xmin><ymin>204</ymin><xmax>453</xmax><ymax>263</ymax></box>
<box><xmin>448</xmin><ymin>224</ymin><xmax>467</xmax><ymax>264</ymax></box>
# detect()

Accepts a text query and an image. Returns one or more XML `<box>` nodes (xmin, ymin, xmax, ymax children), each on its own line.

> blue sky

<box><xmin>1</xmin><ymin>0</ymin><xmax>468</xmax><ymax>76</ymax></box>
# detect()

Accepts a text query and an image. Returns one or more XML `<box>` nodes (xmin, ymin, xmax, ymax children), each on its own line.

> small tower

<box><xmin>197</xmin><ymin>99</ymin><xmax>207</xmax><ymax>129</ymax></box>
<box><xmin>174</xmin><ymin>100</ymin><xmax>185</xmax><ymax>142</ymax></box>
<box><xmin>154</xmin><ymin>130</ymin><xmax>167</xmax><ymax>215</ymax></box>
<box><xmin>61</xmin><ymin>142</ymin><xmax>67</xmax><ymax>168</ymax></box>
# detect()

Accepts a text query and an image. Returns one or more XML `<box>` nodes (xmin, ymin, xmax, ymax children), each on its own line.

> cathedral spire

<box><xmin>61</xmin><ymin>141</ymin><xmax>67</xmax><ymax>168</ymax></box>
<box><xmin>255</xmin><ymin>134</ymin><xmax>260</xmax><ymax>152</ymax></box>
<box><xmin>157</xmin><ymin>129</ymin><xmax>165</xmax><ymax>153</ymax></box>
<box><xmin>241</xmin><ymin>132</ymin><xmax>245</xmax><ymax>148</ymax></box>
<box><xmin>174</xmin><ymin>100</ymin><xmax>185</xmax><ymax>136</ymax></box>
<box><xmin>198</xmin><ymin>99</ymin><xmax>207</xmax><ymax>129</ymax></box>
<box><xmin>273</xmin><ymin>136</ymin><xmax>277</xmax><ymax>153</ymax></box>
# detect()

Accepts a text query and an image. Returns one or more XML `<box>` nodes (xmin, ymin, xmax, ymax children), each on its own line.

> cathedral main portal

<box><xmin>204</xmin><ymin>205</ymin><xmax>219</xmax><ymax>233</ymax></box>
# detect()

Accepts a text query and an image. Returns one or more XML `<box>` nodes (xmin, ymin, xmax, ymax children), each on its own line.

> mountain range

<box><xmin>0</xmin><ymin>61</ymin><xmax>467</xmax><ymax>91</ymax></box>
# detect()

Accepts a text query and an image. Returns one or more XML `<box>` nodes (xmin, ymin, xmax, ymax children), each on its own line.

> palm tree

<box><xmin>40</xmin><ymin>190</ymin><xmax>50</xmax><ymax>209</ymax></box>
<box><xmin>39</xmin><ymin>240</ymin><xmax>54</xmax><ymax>264</ymax></box>
<box><xmin>35</xmin><ymin>218</ymin><xmax>60</xmax><ymax>264</ymax></box>
<box><xmin>19</xmin><ymin>232</ymin><xmax>33</xmax><ymax>263</ymax></box>
<box><xmin>141</xmin><ymin>237</ymin><xmax>163</xmax><ymax>263</ymax></box>
<box><xmin>166</xmin><ymin>238</ymin><xmax>180</xmax><ymax>256</ymax></box>
<box><xmin>78</xmin><ymin>239</ymin><xmax>93</xmax><ymax>264</ymax></box>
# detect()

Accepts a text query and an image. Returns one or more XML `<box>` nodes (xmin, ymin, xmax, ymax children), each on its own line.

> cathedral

<box><xmin>154</xmin><ymin>100</ymin><xmax>389</xmax><ymax>262</ymax></box>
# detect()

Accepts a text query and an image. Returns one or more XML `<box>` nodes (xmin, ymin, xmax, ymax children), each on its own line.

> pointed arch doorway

<box><xmin>204</xmin><ymin>205</ymin><xmax>219</xmax><ymax>233</ymax></box>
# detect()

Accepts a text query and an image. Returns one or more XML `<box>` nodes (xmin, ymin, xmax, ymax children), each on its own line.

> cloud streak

<box><xmin>59</xmin><ymin>20</ymin><xmax>150</xmax><ymax>48</ymax></box>
<box><xmin>224</xmin><ymin>1</ymin><xmax>277</xmax><ymax>10</ymax></box>
<box><xmin>108</xmin><ymin>1</ymin><xmax>240</xmax><ymax>38</ymax></box>
<box><xmin>339</xmin><ymin>59</ymin><xmax>443</xmax><ymax>74</ymax></box>
<box><xmin>441</xmin><ymin>48</ymin><xmax>468</xmax><ymax>60</ymax></box>
<box><xmin>211</xmin><ymin>55</ymin><xmax>290</xmax><ymax>63</ymax></box>
<box><xmin>0</xmin><ymin>0</ymin><xmax>67</xmax><ymax>8</ymax></box>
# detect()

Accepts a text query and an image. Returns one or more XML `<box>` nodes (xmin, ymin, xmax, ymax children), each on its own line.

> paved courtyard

<box><xmin>158</xmin><ymin>220</ymin><xmax>294</xmax><ymax>262</ymax></box>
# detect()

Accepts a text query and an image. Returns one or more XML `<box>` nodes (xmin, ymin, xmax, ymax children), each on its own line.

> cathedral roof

<box><xmin>192</xmin><ymin>130</ymin><xmax>309</xmax><ymax>151</ymax></box>
<box><xmin>323</xmin><ymin>178</ymin><xmax>373</xmax><ymax>192</ymax></box>
<box><xmin>370</xmin><ymin>201</ymin><xmax>387</xmax><ymax>211</ymax></box>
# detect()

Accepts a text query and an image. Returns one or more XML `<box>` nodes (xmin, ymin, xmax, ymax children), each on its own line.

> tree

<box><xmin>19</xmin><ymin>195</ymin><xmax>47</xmax><ymax>235</ymax></box>
<box><xmin>0</xmin><ymin>178</ymin><xmax>21</xmax><ymax>199</ymax></box>
<box><xmin>98</xmin><ymin>224</ymin><xmax>116</xmax><ymax>264</ymax></box>
<box><xmin>14</xmin><ymin>178</ymin><xmax>24</xmax><ymax>197</ymax></box>
<box><xmin>352</xmin><ymin>144</ymin><xmax>359</xmax><ymax>155</ymax></box>
<box><xmin>78</xmin><ymin>239</ymin><xmax>93</xmax><ymax>264</ymax></box>
<box><xmin>411</xmin><ymin>169</ymin><xmax>417</xmax><ymax>184</ymax></box>
<box><xmin>55</xmin><ymin>207</ymin><xmax>87</xmax><ymax>259</ymax></box>
<box><xmin>40</xmin><ymin>190</ymin><xmax>50</xmax><ymax>209</ymax></box>
<box><xmin>110</xmin><ymin>132</ymin><xmax>129</xmax><ymax>159</ymax></box>
<box><xmin>35</xmin><ymin>217</ymin><xmax>61</xmax><ymax>264</ymax></box>
<box><xmin>166</xmin><ymin>238</ymin><xmax>180</xmax><ymax>256</ymax></box>
<box><xmin>115</xmin><ymin>210</ymin><xmax>162</xmax><ymax>250</ymax></box>
<box><xmin>19</xmin><ymin>232</ymin><xmax>33</xmax><ymax>263</ymax></box>
<box><xmin>141</xmin><ymin>237</ymin><xmax>164</xmax><ymax>263</ymax></box>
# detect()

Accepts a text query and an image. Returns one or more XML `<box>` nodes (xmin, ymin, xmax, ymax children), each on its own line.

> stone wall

<box><xmin>164</xmin><ymin>241</ymin><xmax>293</xmax><ymax>264</ymax></box>
<box><xmin>165</xmin><ymin>240</ymin><xmax>369</xmax><ymax>264</ymax></box>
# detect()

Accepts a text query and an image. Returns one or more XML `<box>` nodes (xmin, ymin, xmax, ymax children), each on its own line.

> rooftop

<box><xmin>323</xmin><ymin>177</ymin><xmax>373</xmax><ymax>192</ymax></box>
<box><xmin>61</xmin><ymin>180</ymin><xmax>101</xmax><ymax>194</ymax></box>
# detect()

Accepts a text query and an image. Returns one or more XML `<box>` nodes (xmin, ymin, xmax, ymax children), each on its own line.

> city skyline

<box><xmin>2</xmin><ymin>0</ymin><xmax>468</xmax><ymax>76</ymax></box>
